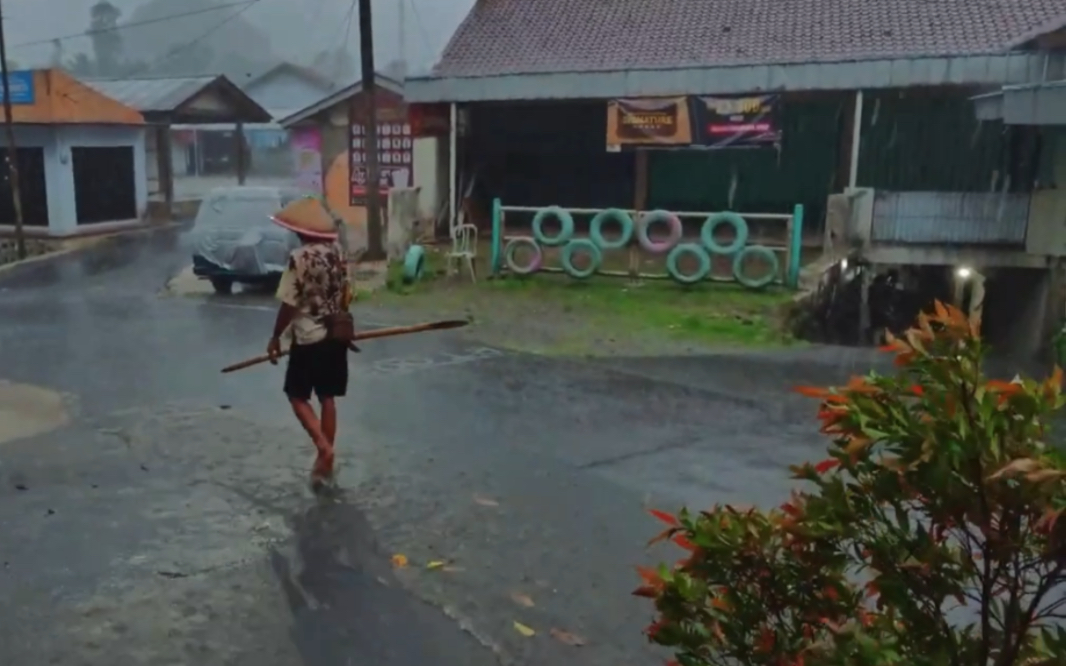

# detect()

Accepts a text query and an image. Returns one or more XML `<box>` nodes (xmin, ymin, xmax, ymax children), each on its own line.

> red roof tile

<box><xmin>435</xmin><ymin>0</ymin><xmax>1066</xmax><ymax>77</ymax></box>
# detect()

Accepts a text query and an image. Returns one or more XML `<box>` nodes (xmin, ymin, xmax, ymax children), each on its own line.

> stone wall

<box><xmin>0</xmin><ymin>237</ymin><xmax>61</xmax><ymax>266</ymax></box>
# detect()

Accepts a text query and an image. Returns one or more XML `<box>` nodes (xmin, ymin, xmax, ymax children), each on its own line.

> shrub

<box><xmin>637</xmin><ymin>302</ymin><xmax>1066</xmax><ymax>666</ymax></box>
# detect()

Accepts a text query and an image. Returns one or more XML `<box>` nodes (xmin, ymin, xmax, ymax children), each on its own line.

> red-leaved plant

<box><xmin>637</xmin><ymin>302</ymin><xmax>1066</xmax><ymax>666</ymax></box>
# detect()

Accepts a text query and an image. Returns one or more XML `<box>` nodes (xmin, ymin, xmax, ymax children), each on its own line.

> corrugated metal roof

<box><xmin>871</xmin><ymin>191</ymin><xmax>1030</xmax><ymax>245</ymax></box>
<box><xmin>405</xmin><ymin>53</ymin><xmax>1055</xmax><ymax>103</ymax></box>
<box><xmin>973</xmin><ymin>79</ymin><xmax>1066</xmax><ymax>124</ymax></box>
<box><xmin>277</xmin><ymin>74</ymin><xmax>405</xmax><ymax>128</ymax></box>
<box><xmin>434</xmin><ymin>0</ymin><xmax>1066</xmax><ymax>78</ymax></box>
<box><xmin>84</xmin><ymin>76</ymin><xmax>218</xmax><ymax>113</ymax></box>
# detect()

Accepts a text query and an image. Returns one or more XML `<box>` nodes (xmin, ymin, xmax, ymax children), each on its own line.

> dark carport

<box><xmin>85</xmin><ymin>75</ymin><xmax>273</xmax><ymax>218</ymax></box>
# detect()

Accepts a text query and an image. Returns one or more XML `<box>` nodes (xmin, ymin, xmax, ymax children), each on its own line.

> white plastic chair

<box><xmin>447</xmin><ymin>223</ymin><xmax>478</xmax><ymax>282</ymax></box>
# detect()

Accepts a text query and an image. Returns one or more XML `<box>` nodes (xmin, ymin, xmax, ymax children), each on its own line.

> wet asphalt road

<box><xmin>0</xmin><ymin>227</ymin><xmax>870</xmax><ymax>666</ymax></box>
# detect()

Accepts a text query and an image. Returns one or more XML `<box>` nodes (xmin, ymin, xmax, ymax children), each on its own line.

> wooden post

<box><xmin>359</xmin><ymin>0</ymin><xmax>385</xmax><ymax>261</ymax></box>
<box><xmin>0</xmin><ymin>0</ymin><xmax>26</xmax><ymax>258</ymax></box>
<box><xmin>234</xmin><ymin>121</ymin><xmax>246</xmax><ymax>185</ymax></box>
<box><xmin>859</xmin><ymin>265</ymin><xmax>872</xmax><ymax>343</ymax></box>
<box><xmin>159</xmin><ymin>125</ymin><xmax>174</xmax><ymax>215</ymax></box>
<box><xmin>630</xmin><ymin>148</ymin><xmax>648</xmax><ymax>283</ymax></box>
<box><xmin>448</xmin><ymin>102</ymin><xmax>457</xmax><ymax>237</ymax></box>
<box><xmin>847</xmin><ymin>90</ymin><xmax>863</xmax><ymax>189</ymax></box>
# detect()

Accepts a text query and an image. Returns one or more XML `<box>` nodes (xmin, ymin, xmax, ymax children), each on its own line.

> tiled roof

<box><xmin>84</xmin><ymin>75</ymin><xmax>219</xmax><ymax>113</ymax></box>
<box><xmin>435</xmin><ymin>0</ymin><xmax>1066</xmax><ymax>77</ymax></box>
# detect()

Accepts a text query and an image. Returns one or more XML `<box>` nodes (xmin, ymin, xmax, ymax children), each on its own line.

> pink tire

<box><xmin>636</xmin><ymin>210</ymin><xmax>683</xmax><ymax>253</ymax></box>
<box><xmin>504</xmin><ymin>236</ymin><xmax>543</xmax><ymax>275</ymax></box>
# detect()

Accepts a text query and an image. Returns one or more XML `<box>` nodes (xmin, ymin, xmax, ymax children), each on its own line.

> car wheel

<box><xmin>210</xmin><ymin>277</ymin><xmax>234</xmax><ymax>294</ymax></box>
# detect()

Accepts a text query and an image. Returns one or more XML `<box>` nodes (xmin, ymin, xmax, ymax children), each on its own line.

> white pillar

<box><xmin>448</xmin><ymin>102</ymin><xmax>457</xmax><ymax>236</ymax></box>
<box><xmin>848</xmin><ymin>90</ymin><xmax>863</xmax><ymax>189</ymax></box>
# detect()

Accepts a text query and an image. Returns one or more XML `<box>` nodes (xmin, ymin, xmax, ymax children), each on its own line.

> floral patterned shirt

<box><xmin>275</xmin><ymin>241</ymin><xmax>350</xmax><ymax>345</ymax></box>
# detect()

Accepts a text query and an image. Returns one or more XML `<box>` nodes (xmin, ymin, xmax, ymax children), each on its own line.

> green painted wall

<box><xmin>647</xmin><ymin>95</ymin><xmax>848</xmax><ymax>232</ymax></box>
<box><xmin>856</xmin><ymin>90</ymin><xmax>1006</xmax><ymax>192</ymax></box>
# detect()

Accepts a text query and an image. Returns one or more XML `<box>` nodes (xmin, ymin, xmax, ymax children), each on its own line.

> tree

<box><xmin>638</xmin><ymin>302</ymin><xmax>1066</xmax><ymax>666</ymax></box>
<box><xmin>49</xmin><ymin>39</ymin><xmax>64</xmax><ymax>68</ymax></box>
<box><xmin>156</xmin><ymin>42</ymin><xmax>216</xmax><ymax>76</ymax></box>
<box><xmin>64</xmin><ymin>53</ymin><xmax>96</xmax><ymax>78</ymax></box>
<box><xmin>311</xmin><ymin>46</ymin><xmax>357</xmax><ymax>85</ymax></box>
<box><xmin>87</xmin><ymin>1</ymin><xmax>124</xmax><ymax>76</ymax></box>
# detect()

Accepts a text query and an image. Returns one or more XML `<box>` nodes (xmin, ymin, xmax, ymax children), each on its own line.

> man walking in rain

<box><xmin>266</xmin><ymin>199</ymin><xmax>354</xmax><ymax>489</ymax></box>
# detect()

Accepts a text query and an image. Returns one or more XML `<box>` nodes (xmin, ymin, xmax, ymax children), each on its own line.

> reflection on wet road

<box><xmin>0</xmin><ymin>226</ymin><xmax>849</xmax><ymax>666</ymax></box>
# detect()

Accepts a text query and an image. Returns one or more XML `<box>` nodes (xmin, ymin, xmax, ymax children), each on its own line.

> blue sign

<box><xmin>0</xmin><ymin>71</ymin><xmax>34</xmax><ymax>105</ymax></box>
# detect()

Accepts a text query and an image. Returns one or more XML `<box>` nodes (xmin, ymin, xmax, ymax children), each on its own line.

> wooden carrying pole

<box><xmin>220</xmin><ymin>320</ymin><xmax>469</xmax><ymax>373</ymax></box>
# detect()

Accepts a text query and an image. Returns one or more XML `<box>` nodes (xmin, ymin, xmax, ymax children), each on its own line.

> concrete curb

<box><xmin>0</xmin><ymin>222</ymin><xmax>184</xmax><ymax>276</ymax></box>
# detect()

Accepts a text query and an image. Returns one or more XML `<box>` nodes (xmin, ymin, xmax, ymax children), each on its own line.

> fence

<box><xmin>489</xmin><ymin>200</ymin><xmax>804</xmax><ymax>289</ymax></box>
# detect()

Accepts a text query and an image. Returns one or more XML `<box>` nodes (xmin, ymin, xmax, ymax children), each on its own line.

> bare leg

<box><xmin>320</xmin><ymin>397</ymin><xmax>337</xmax><ymax>446</ymax></box>
<box><xmin>288</xmin><ymin>397</ymin><xmax>331</xmax><ymax>459</ymax></box>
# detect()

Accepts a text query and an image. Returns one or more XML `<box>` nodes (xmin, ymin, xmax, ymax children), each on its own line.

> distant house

<box><xmin>83</xmin><ymin>74</ymin><xmax>272</xmax><ymax>209</ymax></box>
<box><xmin>240</xmin><ymin>62</ymin><xmax>336</xmax><ymax>122</ymax></box>
<box><xmin>0</xmin><ymin>69</ymin><xmax>147</xmax><ymax>236</ymax></box>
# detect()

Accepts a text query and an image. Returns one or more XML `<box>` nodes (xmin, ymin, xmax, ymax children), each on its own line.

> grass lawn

<box><xmin>362</xmin><ymin>244</ymin><xmax>800</xmax><ymax>354</ymax></box>
<box><xmin>474</xmin><ymin>276</ymin><xmax>795</xmax><ymax>347</ymax></box>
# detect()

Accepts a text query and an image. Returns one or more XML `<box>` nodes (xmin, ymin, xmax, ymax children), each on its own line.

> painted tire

<box><xmin>732</xmin><ymin>245</ymin><xmax>780</xmax><ymax>289</ymax></box>
<box><xmin>504</xmin><ymin>236</ymin><xmax>543</xmax><ymax>275</ymax></box>
<box><xmin>701</xmin><ymin>211</ymin><xmax>749</xmax><ymax>254</ymax></box>
<box><xmin>560</xmin><ymin>238</ymin><xmax>602</xmax><ymax>280</ymax></box>
<box><xmin>665</xmin><ymin>242</ymin><xmax>711</xmax><ymax>285</ymax></box>
<box><xmin>402</xmin><ymin>244</ymin><xmax>425</xmax><ymax>284</ymax></box>
<box><xmin>589</xmin><ymin>208</ymin><xmax>634</xmax><ymax>249</ymax></box>
<box><xmin>531</xmin><ymin>206</ymin><xmax>575</xmax><ymax>246</ymax></box>
<box><xmin>636</xmin><ymin>209</ymin><xmax>683</xmax><ymax>253</ymax></box>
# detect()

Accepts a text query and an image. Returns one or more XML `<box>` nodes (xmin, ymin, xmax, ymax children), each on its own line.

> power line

<box><xmin>154</xmin><ymin>0</ymin><xmax>264</xmax><ymax>68</ymax></box>
<box><xmin>341</xmin><ymin>0</ymin><xmax>358</xmax><ymax>50</ymax></box>
<box><xmin>305</xmin><ymin>0</ymin><xmax>328</xmax><ymax>37</ymax></box>
<box><xmin>11</xmin><ymin>0</ymin><xmax>257</xmax><ymax>50</ymax></box>
<box><xmin>330</xmin><ymin>0</ymin><xmax>357</xmax><ymax>55</ymax></box>
<box><xmin>408</xmin><ymin>0</ymin><xmax>430</xmax><ymax>55</ymax></box>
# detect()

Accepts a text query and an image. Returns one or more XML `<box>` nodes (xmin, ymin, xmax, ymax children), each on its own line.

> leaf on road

<box><xmin>474</xmin><ymin>495</ymin><xmax>500</xmax><ymax>507</ymax></box>
<box><xmin>550</xmin><ymin>628</ymin><xmax>586</xmax><ymax>646</ymax></box>
<box><xmin>426</xmin><ymin>560</ymin><xmax>447</xmax><ymax>570</ymax></box>
<box><xmin>513</xmin><ymin>621</ymin><xmax>536</xmax><ymax>637</ymax></box>
<box><xmin>391</xmin><ymin>554</ymin><xmax>409</xmax><ymax>569</ymax></box>
<box><xmin>510</xmin><ymin>592</ymin><xmax>535</xmax><ymax>607</ymax></box>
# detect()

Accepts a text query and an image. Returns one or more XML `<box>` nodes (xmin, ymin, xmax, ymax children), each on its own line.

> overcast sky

<box><xmin>3</xmin><ymin>0</ymin><xmax>472</xmax><ymax>72</ymax></box>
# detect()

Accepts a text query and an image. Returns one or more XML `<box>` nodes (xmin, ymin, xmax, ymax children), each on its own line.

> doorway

<box><xmin>0</xmin><ymin>147</ymin><xmax>48</xmax><ymax>227</ymax></box>
<box><xmin>71</xmin><ymin>146</ymin><xmax>137</xmax><ymax>224</ymax></box>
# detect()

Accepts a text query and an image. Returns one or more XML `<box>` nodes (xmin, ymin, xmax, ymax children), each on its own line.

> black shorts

<box><xmin>283</xmin><ymin>338</ymin><xmax>349</xmax><ymax>401</ymax></box>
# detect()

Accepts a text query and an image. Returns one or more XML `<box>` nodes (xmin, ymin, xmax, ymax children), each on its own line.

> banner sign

<box><xmin>0</xmin><ymin>71</ymin><xmax>34</xmax><ymax>105</ymax></box>
<box><xmin>693</xmin><ymin>94</ymin><xmax>781</xmax><ymax>148</ymax></box>
<box><xmin>605</xmin><ymin>94</ymin><xmax>780</xmax><ymax>151</ymax></box>
<box><xmin>349</xmin><ymin>90</ymin><xmax>414</xmax><ymax>206</ymax></box>
<box><xmin>291</xmin><ymin>127</ymin><xmax>323</xmax><ymax>193</ymax></box>
<box><xmin>606</xmin><ymin>97</ymin><xmax>692</xmax><ymax>150</ymax></box>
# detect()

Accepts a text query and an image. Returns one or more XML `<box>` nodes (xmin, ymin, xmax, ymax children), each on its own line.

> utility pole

<box><xmin>358</xmin><ymin>0</ymin><xmax>385</xmax><ymax>261</ymax></box>
<box><xmin>0</xmin><ymin>0</ymin><xmax>26</xmax><ymax>259</ymax></box>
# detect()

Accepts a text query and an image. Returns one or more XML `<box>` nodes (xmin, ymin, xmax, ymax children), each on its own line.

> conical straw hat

<box><xmin>270</xmin><ymin>196</ymin><xmax>338</xmax><ymax>239</ymax></box>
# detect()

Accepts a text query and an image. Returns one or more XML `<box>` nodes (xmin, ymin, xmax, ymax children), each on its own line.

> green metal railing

<box><xmin>490</xmin><ymin>200</ymin><xmax>804</xmax><ymax>289</ymax></box>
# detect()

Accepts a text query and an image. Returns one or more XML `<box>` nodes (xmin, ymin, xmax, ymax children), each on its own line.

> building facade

<box><xmin>402</xmin><ymin>0</ymin><xmax>1066</xmax><ymax>357</ymax></box>
<box><xmin>0</xmin><ymin>69</ymin><xmax>148</xmax><ymax>236</ymax></box>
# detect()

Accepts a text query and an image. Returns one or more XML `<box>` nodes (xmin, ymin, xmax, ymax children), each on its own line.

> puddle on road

<box><xmin>161</xmin><ymin>266</ymin><xmax>276</xmax><ymax>306</ymax></box>
<box><xmin>0</xmin><ymin>380</ymin><xmax>70</xmax><ymax>445</ymax></box>
<box><xmin>163</xmin><ymin>266</ymin><xmax>215</xmax><ymax>297</ymax></box>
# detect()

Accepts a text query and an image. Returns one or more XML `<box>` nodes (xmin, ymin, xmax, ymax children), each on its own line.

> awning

<box><xmin>972</xmin><ymin>81</ymin><xmax>1066</xmax><ymax>125</ymax></box>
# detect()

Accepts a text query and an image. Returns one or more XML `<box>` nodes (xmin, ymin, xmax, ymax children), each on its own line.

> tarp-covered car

<box><xmin>190</xmin><ymin>186</ymin><xmax>307</xmax><ymax>293</ymax></box>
